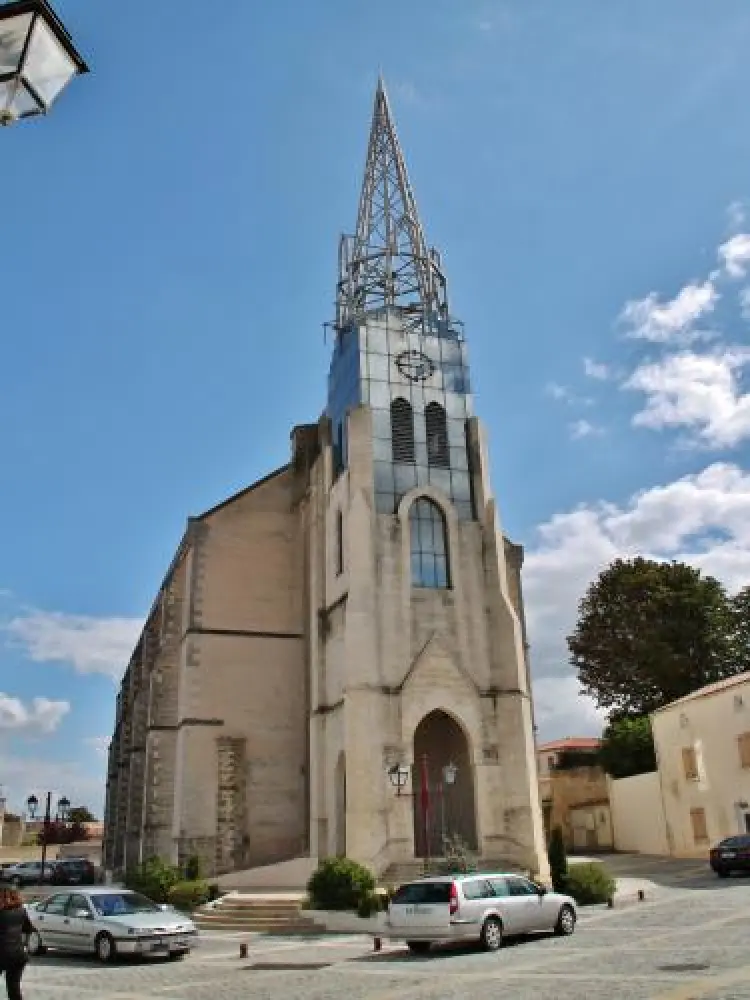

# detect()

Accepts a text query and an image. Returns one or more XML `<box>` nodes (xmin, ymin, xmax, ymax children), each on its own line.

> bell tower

<box><xmin>306</xmin><ymin>79</ymin><xmax>549</xmax><ymax>882</ymax></box>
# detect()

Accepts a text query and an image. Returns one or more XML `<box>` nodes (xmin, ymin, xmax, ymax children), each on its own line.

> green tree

<box><xmin>599</xmin><ymin>715</ymin><xmax>657</xmax><ymax>779</ymax></box>
<box><xmin>548</xmin><ymin>826</ymin><xmax>568</xmax><ymax>893</ymax></box>
<box><xmin>567</xmin><ymin>558</ymin><xmax>739</xmax><ymax>717</ymax></box>
<box><xmin>67</xmin><ymin>806</ymin><xmax>97</xmax><ymax>824</ymax></box>
<box><xmin>730</xmin><ymin>585</ymin><xmax>750</xmax><ymax>670</ymax></box>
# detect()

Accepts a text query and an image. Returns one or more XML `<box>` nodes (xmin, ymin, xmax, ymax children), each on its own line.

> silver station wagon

<box><xmin>386</xmin><ymin>873</ymin><xmax>577</xmax><ymax>953</ymax></box>
<box><xmin>26</xmin><ymin>888</ymin><xmax>198</xmax><ymax>962</ymax></box>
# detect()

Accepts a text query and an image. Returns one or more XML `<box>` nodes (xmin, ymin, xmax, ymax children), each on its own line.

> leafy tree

<box><xmin>730</xmin><ymin>585</ymin><xmax>750</xmax><ymax>669</ymax></box>
<box><xmin>68</xmin><ymin>806</ymin><xmax>97</xmax><ymax>824</ymax></box>
<box><xmin>567</xmin><ymin>558</ymin><xmax>739</xmax><ymax>717</ymax></box>
<box><xmin>548</xmin><ymin>826</ymin><xmax>568</xmax><ymax>893</ymax></box>
<box><xmin>599</xmin><ymin>715</ymin><xmax>657</xmax><ymax>779</ymax></box>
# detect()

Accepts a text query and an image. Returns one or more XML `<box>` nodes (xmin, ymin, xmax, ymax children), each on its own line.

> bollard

<box><xmin>638</xmin><ymin>889</ymin><xmax>645</xmax><ymax>902</ymax></box>
<box><xmin>607</xmin><ymin>897</ymin><xmax>614</xmax><ymax>908</ymax></box>
<box><xmin>374</xmin><ymin>937</ymin><xmax>382</xmax><ymax>952</ymax></box>
<box><xmin>239</xmin><ymin>942</ymin><xmax>248</xmax><ymax>959</ymax></box>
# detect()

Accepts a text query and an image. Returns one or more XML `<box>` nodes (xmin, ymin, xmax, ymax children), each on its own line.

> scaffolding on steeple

<box><xmin>336</xmin><ymin>78</ymin><xmax>456</xmax><ymax>338</ymax></box>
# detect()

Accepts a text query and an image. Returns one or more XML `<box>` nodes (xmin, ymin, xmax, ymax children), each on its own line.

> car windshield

<box><xmin>90</xmin><ymin>893</ymin><xmax>160</xmax><ymax>916</ymax></box>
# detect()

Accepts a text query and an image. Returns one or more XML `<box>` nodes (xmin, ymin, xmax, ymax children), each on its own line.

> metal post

<box><xmin>40</xmin><ymin>791</ymin><xmax>52</xmax><ymax>880</ymax></box>
<box><xmin>439</xmin><ymin>781</ymin><xmax>445</xmax><ymax>855</ymax></box>
<box><xmin>421</xmin><ymin>755</ymin><xmax>430</xmax><ymax>872</ymax></box>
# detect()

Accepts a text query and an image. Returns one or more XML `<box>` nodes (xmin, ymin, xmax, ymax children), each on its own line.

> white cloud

<box><xmin>719</xmin><ymin>233</ymin><xmax>750</xmax><ymax>278</ymax></box>
<box><xmin>624</xmin><ymin>348</ymin><xmax>750</xmax><ymax>448</ymax></box>
<box><xmin>728</xmin><ymin>201</ymin><xmax>746</xmax><ymax>229</ymax></box>
<box><xmin>569</xmin><ymin>419</ymin><xmax>603</xmax><ymax>440</ymax></box>
<box><xmin>4</xmin><ymin>610</ymin><xmax>142</xmax><ymax>680</ymax></box>
<box><xmin>583</xmin><ymin>357</ymin><xmax>610</xmax><ymax>380</ymax></box>
<box><xmin>545</xmin><ymin>381</ymin><xmax>572</xmax><ymax>402</ymax></box>
<box><xmin>0</xmin><ymin>694</ymin><xmax>69</xmax><ymax>734</ymax></box>
<box><xmin>84</xmin><ymin>736</ymin><xmax>109</xmax><ymax>759</ymax></box>
<box><xmin>525</xmin><ymin>463</ymin><xmax>750</xmax><ymax>739</ymax></box>
<box><xmin>619</xmin><ymin>280</ymin><xmax>718</xmax><ymax>343</ymax></box>
<box><xmin>740</xmin><ymin>287</ymin><xmax>750</xmax><ymax>320</ymax></box>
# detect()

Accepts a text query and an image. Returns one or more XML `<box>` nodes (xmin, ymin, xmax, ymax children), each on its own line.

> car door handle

<box><xmin>63</xmin><ymin>919</ymin><xmax>70</xmax><ymax>925</ymax></box>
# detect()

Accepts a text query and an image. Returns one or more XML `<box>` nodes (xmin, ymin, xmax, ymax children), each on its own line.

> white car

<box><xmin>26</xmin><ymin>888</ymin><xmax>197</xmax><ymax>963</ymax></box>
<box><xmin>386</xmin><ymin>873</ymin><xmax>577</xmax><ymax>953</ymax></box>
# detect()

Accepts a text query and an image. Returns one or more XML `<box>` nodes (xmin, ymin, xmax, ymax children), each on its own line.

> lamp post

<box><xmin>27</xmin><ymin>791</ymin><xmax>70</xmax><ymax>880</ymax></box>
<box><xmin>0</xmin><ymin>0</ymin><xmax>88</xmax><ymax>127</ymax></box>
<box><xmin>387</xmin><ymin>758</ymin><xmax>458</xmax><ymax>865</ymax></box>
<box><xmin>439</xmin><ymin>762</ymin><xmax>457</xmax><ymax>851</ymax></box>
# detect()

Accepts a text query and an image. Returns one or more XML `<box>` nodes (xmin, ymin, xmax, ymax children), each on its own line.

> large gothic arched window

<box><xmin>425</xmin><ymin>402</ymin><xmax>449</xmax><ymax>468</ymax></box>
<box><xmin>409</xmin><ymin>497</ymin><xmax>450</xmax><ymax>589</ymax></box>
<box><xmin>391</xmin><ymin>398</ymin><xmax>415</xmax><ymax>463</ymax></box>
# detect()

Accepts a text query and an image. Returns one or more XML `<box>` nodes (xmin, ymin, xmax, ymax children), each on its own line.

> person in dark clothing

<box><xmin>0</xmin><ymin>884</ymin><xmax>32</xmax><ymax>1000</ymax></box>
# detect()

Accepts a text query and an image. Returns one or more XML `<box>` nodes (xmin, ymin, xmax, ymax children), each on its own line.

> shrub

<box><xmin>307</xmin><ymin>857</ymin><xmax>375</xmax><ymax>911</ymax></box>
<box><xmin>167</xmin><ymin>880</ymin><xmax>212</xmax><ymax>911</ymax></box>
<box><xmin>548</xmin><ymin>826</ymin><xmax>568</xmax><ymax>893</ymax></box>
<box><xmin>563</xmin><ymin>863</ymin><xmax>616</xmax><ymax>906</ymax></box>
<box><xmin>124</xmin><ymin>857</ymin><xmax>181</xmax><ymax>903</ymax></box>
<box><xmin>184</xmin><ymin>855</ymin><xmax>202</xmax><ymax>881</ymax></box>
<box><xmin>356</xmin><ymin>891</ymin><xmax>380</xmax><ymax>918</ymax></box>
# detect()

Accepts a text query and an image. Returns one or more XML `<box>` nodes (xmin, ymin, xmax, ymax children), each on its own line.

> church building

<box><xmin>103</xmin><ymin>81</ymin><xmax>549</xmax><ymax>884</ymax></box>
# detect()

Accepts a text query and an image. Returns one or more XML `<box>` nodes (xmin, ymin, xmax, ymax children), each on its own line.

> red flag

<box><xmin>420</xmin><ymin>756</ymin><xmax>430</xmax><ymax>845</ymax></box>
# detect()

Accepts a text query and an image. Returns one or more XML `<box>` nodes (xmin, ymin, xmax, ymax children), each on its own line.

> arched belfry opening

<box><xmin>412</xmin><ymin>710</ymin><xmax>477</xmax><ymax>858</ymax></box>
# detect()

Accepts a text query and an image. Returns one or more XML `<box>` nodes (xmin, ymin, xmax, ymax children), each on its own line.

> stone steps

<box><xmin>193</xmin><ymin>894</ymin><xmax>322</xmax><ymax>935</ymax></box>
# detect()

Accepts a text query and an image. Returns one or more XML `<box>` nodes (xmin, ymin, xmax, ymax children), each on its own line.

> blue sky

<box><xmin>4</xmin><ymin>0</ymin><xmax>750</xmax><ymax>814</ymax></box>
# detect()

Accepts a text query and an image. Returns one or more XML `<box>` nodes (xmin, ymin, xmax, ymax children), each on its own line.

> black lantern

<box><xmin>0</xmin><ymin>0</ymin><xmax>88</xmax><ymax>126</ymax></box>
<box><xmin>57</xmin><ymin>795</ymin><xmax>70</xmax><ymax>820</ymax></box>
<box><xmin>26</xmin><ymin>793</ymin><xmax>38</xmax><ymax>818</ymax></box>
<box><xmin>387</xmin><ymin>763</ymin><xmax>410</xmax><ymax>796</ymax></box>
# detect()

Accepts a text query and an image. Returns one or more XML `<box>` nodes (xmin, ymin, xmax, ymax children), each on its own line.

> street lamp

<box><xmin>0</xmin><ymin>0</ymin><xmax>88</xmax><ymax>127</ymax></box>
<box><xmin>26</xmin><ymin>791</ymin><xmax>69</xmax><ymax>880</ymax></box>
<box><xmin>387</xmin><ymin>763</ymin><xmax>410</xmax><ymax>796</ymax></box>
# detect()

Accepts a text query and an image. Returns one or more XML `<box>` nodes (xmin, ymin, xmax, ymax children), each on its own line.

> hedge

<box><xmin>306</xmin><ymin>857</ymin><xmax>375</xmax><ymax>911</ymax></box>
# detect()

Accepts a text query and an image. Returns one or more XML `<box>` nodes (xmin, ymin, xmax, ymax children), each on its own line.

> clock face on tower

<box><xmin>395</xmin><ymin>349</ymin><xmax>435</xmax><ymax>383</ymax></box>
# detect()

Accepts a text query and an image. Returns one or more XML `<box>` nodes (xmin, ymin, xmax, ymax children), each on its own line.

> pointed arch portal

<box><xmin>412</xmin><ymin>710</ymin><xmax>477</xmax><ymax>858</ymax></box>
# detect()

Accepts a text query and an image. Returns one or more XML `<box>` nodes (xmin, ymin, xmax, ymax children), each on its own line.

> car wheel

<box><xmin>480</xmin><ymin>916</ymin><xmax>503</xmax><ymax>952</ymax></box>
<box><xmin>716</xmin><ymin>867</ymin><xmax>730</xmax><ymax>878</ymax></box>
<box><xmin>406</xmin><ymin>941</ymin><xmax>431</xmax><ymax>955</ymax></box>
<box><xmin>27</xmin><ymin>930</ymin><xmax>46</xmax><ymax>956</ymax></box>
<box><xmin>167</xmin><ymin>951</ymin><xmax>187</xmax><ymax>961</ymax></box>
<box><xmin>95</xmin><ymin>932</ymin><xmax>116</xmax><ymax>964</ymax></box>
<box><xmin>555</xmin><ymin>904</ymin><xmax>576</xmax><ymax>936</ymax></box>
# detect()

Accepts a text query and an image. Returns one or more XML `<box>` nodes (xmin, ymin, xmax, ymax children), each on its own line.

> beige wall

<box><xmin>608</xmin><ymin>772</ymin><xmax>669</xmax><ymax>855</ymax></box>
<box><xmin>542</xmin><ymin>765</ymin><xmax>610</xmax><ymax>851</ymax></box>
<box><xmin>652</xmin><ymin>677</ymin><xmax>750</xmax><ymax>857</ymax></box>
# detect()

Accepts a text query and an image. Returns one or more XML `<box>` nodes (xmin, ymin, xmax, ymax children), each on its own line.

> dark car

<box><xmin>709</xmin><ymin>834</ymin><xmax>750</xmax><ymax>877</ymax></box>
<box><xmin>48</xmin><ymin>858</ymin><xmax>97</xmax><ymax>886</ymax></box>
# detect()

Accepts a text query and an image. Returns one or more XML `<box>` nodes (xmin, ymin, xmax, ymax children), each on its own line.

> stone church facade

<box><xmin>103</xmin><ymin>82</ymin><xmax>549</xmax><ymax>883</ymax></box>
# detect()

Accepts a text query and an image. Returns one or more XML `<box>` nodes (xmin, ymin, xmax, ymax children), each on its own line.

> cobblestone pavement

<box><xmin>18</xmin><ymin>869</ymin><xmax>750</xmax><ymax>999</ymax></box>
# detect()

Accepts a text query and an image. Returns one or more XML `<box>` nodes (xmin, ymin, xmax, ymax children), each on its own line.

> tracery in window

<box><xmin>409</xmin><ymin>497</ymin><xmax>450</xmax><ymax>589</ymax></box>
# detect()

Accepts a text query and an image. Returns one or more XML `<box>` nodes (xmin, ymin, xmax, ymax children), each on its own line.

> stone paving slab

<box><xmin>15</xmin><ymin>869</ymin><xmax>750</xmax><ymax>1000</ymax></box>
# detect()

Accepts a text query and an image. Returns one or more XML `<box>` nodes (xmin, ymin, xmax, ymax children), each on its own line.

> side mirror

<box><xmin>158</xmin><ymin>903</ymin><xmax>171</xmax><ymax>911</ymax></box>
<box><xmin>536</xmin><ymin>885</ymin><xmax>547</xmax><ymax>895</ymax></box>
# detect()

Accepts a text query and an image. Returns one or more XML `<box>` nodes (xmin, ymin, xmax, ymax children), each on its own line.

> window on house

<box><xmin>335</xmin><ymin>510</ymin><xmax>344</xmax><ymax>576</ymax></box>
<box><xmin>409</xmin><ymin>497</ymin><xmax>450</xmax><ymax>589</ymax></box>
<box><xmin>547</xmin><ymin>755</ymin><xmax>556</xmax><ymax>771</ymax></box>
<box><xmin>738</xmin><ymin>732</ymin><xmax>750</xmax><ymax>769</ymax></box>
<box><xmin>391</xmin><ymin>398</ymin><xmax>415</xmax><ymax>463</ymax></box>
<box><xmin>682</xmin><ymin>746</ymin><xmax>699</xmax><ymax>781</ymax></box>
<box><xmin>425</xmin><ymin>402</ymin><xmax>449</xmax><ymax>468</ymax></box>
<box><xmin>690</xmin><ymin>807</ymin><xmax>708</xmax><ymax>843</ymax></box>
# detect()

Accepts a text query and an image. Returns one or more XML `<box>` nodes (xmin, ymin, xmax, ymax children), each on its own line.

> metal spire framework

<box><xmin>336</xmin><ymin>79</ymin><xmax>452</xmax><ymax>337</ymax></box>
